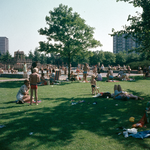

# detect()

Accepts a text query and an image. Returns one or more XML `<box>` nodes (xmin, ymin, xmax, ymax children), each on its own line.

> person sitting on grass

<box><xmin>16</xmin><ymin>79</ymin><xmax>34</xmax><ymax>104</ymax></box>
<box><xmin>70</xmin><ymin>71</ymin><xmax>76</xmax><ymax>81</ymax></box>
<box><xmin>29</xmin><ymin>68</ymin><xmax>40</xmax><ymax>105</ymax></box>
<box><xmin>40</xmin><ymin>73</ymin><xmax>47</xmax><ymax>85</ymax></box>
<box><xmin>114</xmin><ymin>70</ymin><xmax>127</xmax><ymax>81</ymax></box>
<box><xmin>91</xmin><ymin>74</ymin><xmax>97</xmax><ymax>95</ymax></box>
<box><xmin>112</xmin><ymin>84</ymin><xmax>144</xmax><ymax>100</ymax></box>
<box><xmin>49</xmin><ymin>68</ymin><xmax>55</xmax><ymax>85</ymax></box>
<box><xmin>96</xmin><ymin>71</ymin><xmax>102</xmax><ymax>81</ymax></box>
<box><xmin>106</xmin><ymin>67</ymin><xmax>114</xmax><ymax>81</ymax></box>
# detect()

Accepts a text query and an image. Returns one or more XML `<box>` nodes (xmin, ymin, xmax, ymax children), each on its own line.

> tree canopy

<box><xmin>112</xmin><ymin>0</ymin><xmax>150</xmax><ymax>57</ymax></box>
<box><xmin>38</xmin><ymin>4</ymin><xmax>101</xmax><ymax>78</ymax></box>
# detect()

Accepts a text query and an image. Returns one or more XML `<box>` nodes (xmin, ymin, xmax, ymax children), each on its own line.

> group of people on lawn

<box><xmin>90</xmin><ymin>64</ymin><xmax>143</xmax><ymax>100</ymax></box>
<box><xmin>91</xmin><ymin>73</ymin><xmax>143</xmax><ymax>100</ymax></box>
<box><xmin>16</xmin><ymin>67</ymin><xmax>40</xmax><ymax>105</ymax></box>
<box><xmin>16</xmin><ymin>62</ymin><xmax>143</xmax><ymax>105</ymax></box>
<box><xmin>16</xmin><ymin>61</ymin><xmax>61</xmax><ymax>105</ymax></box>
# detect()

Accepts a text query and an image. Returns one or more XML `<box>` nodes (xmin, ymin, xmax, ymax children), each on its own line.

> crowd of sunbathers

<box><xmin>16</xmin><ymin>63</ymin><xmax>146</xmax><ymax>105</ymax></box>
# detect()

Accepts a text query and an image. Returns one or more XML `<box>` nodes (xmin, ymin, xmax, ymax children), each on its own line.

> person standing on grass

<box><xmin>46</xmin><ymin>64</ymin><xmax>49</xmax><ymax>78</ymax></box>
<box><xmin>83</xmin><ymin>63</ymin><xmax>89</xmax><ymax>82</ymax></box>
<box><xmin>23</xmin><ymin>62</ymin><xmax>27</xmax><ymax>74</ymax></box>
<box><xmin>29</xmin><ymin>68</ymin><xmax>40</xmax><ymax>105</ymax></box>
<box><xmin>127</xmin><ymin>65</ymin><xmax>131</xmax><ymax>76</ymax></box>
<box><xmin>91</xmin><ymin>74</ymin><xmax>97</xmax><ymax>95</ymax></box>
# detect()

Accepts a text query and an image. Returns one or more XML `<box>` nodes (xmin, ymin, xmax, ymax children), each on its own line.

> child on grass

<box><xmin>91</xmin><ymin>74</ymin><xmax>97</xmax><ymax>95</ymax></box>
<box><xmin>29</xmin><ymin>68</ymin><xmax>40</xmax><ymax>105</ymax></box>
<box><xmin>40</xmin><ymin>73</ymin><xmax>47</xmax><ymax>85</ymax></box>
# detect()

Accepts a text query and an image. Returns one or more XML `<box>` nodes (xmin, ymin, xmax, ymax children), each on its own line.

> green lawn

<box><xmin>0</xmin><ymin>76</ymin><xmax>150</xmax><ymax>150</ymax></box>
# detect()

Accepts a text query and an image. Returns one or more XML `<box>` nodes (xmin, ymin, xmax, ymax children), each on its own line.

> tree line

<box><xmin>0</xmin><ymin>49</ymin><xmax>148</xmax><ymax>68</ymax></box>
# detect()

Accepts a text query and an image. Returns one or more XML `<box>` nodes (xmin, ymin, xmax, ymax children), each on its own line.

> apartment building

<box><xmin>0</xmin><ymin>37</ymin><xmax>9</xmax><ymax>55</ymax></box>
<box><xmin>113</xmin><ymin>34</ymin><xmax>139</xmax><ymax>53</ymax></box>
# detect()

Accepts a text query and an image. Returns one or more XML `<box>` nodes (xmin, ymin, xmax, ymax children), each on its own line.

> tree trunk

<box><xmin>68</xmin><ymin>52</ymin><xmax>70</xmax><ymax>79</ymax></box>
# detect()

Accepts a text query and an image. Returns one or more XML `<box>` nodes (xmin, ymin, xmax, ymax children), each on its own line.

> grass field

<box><xmin>0</xmin><ymin>76</ymin><xmax>150</xmax><ymax>150</ymax></box>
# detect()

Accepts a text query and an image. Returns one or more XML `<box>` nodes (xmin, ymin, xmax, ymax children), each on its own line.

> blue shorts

<box><xmin>115</xmin><ymin>95</ymin><xmax>130</xmax><ymax>100</ymax></box>
<box><xmin>109</xmin><ymin>75</ymin><xmax>113</xmax><ymax>79</ymax></box>
<box><xmin>83</xmin><ymin>71</ymin><xmax>87</xmax><ymax>74</ymax></box>
<box><xmin>114</xmin><ymin>90</ymin><xmax>122</xmax><ymax>96</ymax></box>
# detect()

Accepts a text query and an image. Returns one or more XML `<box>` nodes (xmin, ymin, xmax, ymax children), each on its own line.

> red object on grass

<box><xmin>132</xmin><ymin>113</ymin><xmax>147</xmax><ymax>128</ymax></box>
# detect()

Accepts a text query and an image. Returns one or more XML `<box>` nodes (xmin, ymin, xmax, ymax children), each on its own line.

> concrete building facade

<box><xmin>113</xmin><ymin>34</ymin><xmax>139</xmax><ymax>53</ymax></box>
<box><xmin>0</xmin><ymin>37</ymin><xmax>9</xmax><ymax>55</ymax></box>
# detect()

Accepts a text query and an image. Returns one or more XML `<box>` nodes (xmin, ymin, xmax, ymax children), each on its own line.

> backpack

<box><xmin>102</xmin><ymin>92</ymin><xmax>111</xmax><ymax>98</ymax></box>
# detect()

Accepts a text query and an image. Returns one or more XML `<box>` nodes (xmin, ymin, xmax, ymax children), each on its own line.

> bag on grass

<box><xmin>102</xmin><ymin>92</ymin><xmax>111</xmax><ymax>98</ymax></box>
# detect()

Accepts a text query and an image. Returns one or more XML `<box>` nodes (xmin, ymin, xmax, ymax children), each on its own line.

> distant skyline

<box><xmin>0</xmin><ymin>0</ymin><xmax>142</xmax><ymax>56</ymax></box>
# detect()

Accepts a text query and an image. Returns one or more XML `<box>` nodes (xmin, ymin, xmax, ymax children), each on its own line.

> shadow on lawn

<box><xmin>0</xmin><ymin>81</ymin><xmax>23</xmax><ymax>88</ymax></box>
<box><xmin>0</xmin><ymin>96</ymin><xmax>150</xmax><ymax>150</ymax></box>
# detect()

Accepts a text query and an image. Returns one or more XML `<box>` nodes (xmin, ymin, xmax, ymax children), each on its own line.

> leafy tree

<box><xmin>49</xmin><ymin>53</ymin><xmax>56</xmax><ymax>64</ymax></box>
<box><xmin>89</xmin><ymin>50</ymin><xmax>106</xmax><ymax>66</ymax></box>
<box><xmin>1</xmin><ymin>51</ymin><xmax>12</xmax><ymax>64</ymax></box>
<box><xmin>126</xmin><ymin>52</ymin><xmax>140</xmax><ymax>63</ymax></box>
<box><xmin>115</xmin><ymin>51</ymin><xmax>127</xmax><ymax>65</ymax></box>
<box><xmin>38</xmin><ymin>4</ymin><xmax>101</xmax><ymax>78</ymax></box>
<box><xmin>46</xmin><ymin>56</ymin><xmax>51</xmax><ymax>64</ymax></box>
<box><xmin>103</xmin><ymin>52</ymin><xmax>116</xmax><ymax>66</ymax></box>
<box><xmin>28</xmin><ymin>50</ymin><xmax>34</xmax><ymax>60</ymax></box>
<box><xmin>112</xmin><ymin>0</ymin><xmax>150</xmax><ymax>57</ymax></box>
<box><xmin>33</xmin><ymin>48</ymin><xmax>41</xmax><ymax>62</ymax></box>
<box><xmin>40</xmin><ymin>53</ymin><xmax>47</xmax><ymax>64</ymax></box>
<box><xmin>139</xmin><ymin>52</ymin><xmax>147</xmax><ymax>60</ymax></box>
<box><xmin>73</xmin><ymin>50</ymin><xmax>92</xmax><ymax>66</ymax></box>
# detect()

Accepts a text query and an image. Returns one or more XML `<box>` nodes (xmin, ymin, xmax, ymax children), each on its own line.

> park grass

<box><xmin>0</xmin><ymin>76</ymin><xmax>150</xmax><ymax>150</ymax></box>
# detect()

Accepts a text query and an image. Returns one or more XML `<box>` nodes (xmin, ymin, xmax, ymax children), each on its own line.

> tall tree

<box><xmin>103</xmin><ymin>52</ymin><xmax>116</xmax><ymax>66</ymax></box>
<box><xmin>38</xmin><ymin>4</ymin><xmax>102</xmax><ymax>78</ymax></box>
<box><xmin>1</xmin><ymin>51</ymin><xmax>12</xmax><ymax>64</ymax></box>
<box><xmin>33</xmin><ymin>48</ymin><xmax>41</xmax><ymax>62</ymax></box>
<box><xmin>28</xmin><ymin>50</ymin><xmax>34</xmax><ymax>60</ymax></box>
<box><xmin>40</xmin><ymin>53</ymin><xmax>47</xmax><ymax>64</ymax></box>
<box><xmin>115</xmin><ymin>51</ymin><xmax>127</xmax><ymax>65</ymax></box>
<box><xmin>112</xmin><ymin>0</ymin><xmax>150</xmax><ymax>57</ymax></box>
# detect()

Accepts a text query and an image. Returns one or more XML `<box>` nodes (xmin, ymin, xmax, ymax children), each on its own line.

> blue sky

<box><xmin>0</xmin><ymin>0</ymin><xmax>142</xmax><ymax>56</ymax></box>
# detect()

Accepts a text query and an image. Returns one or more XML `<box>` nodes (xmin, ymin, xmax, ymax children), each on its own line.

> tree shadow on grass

<box><xmin>0</xmin><ymin>97</ymin><xmax>150</xmax><ymax>150</ymax></box>
<box><xmin>0</xmin><ymin>81</ymin><xmax>23</xmax><ymax>88</ymax></box>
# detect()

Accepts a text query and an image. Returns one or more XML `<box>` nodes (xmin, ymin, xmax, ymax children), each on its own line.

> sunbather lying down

<box><xmin>112</xmin><ymin>85</ymin><xmax>144</xmax><ymax>100</ymax></box>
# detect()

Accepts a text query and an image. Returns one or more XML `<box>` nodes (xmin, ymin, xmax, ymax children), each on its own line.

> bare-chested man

<box><xmin>29</xmin><ymin>68</ymin><xmax>40</xmax><ymax>105</ymax></box>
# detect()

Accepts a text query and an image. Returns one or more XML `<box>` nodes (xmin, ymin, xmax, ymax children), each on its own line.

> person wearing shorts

<box><xmin>91</xmin><ymin>74</ymin><xmax>97</xmax><ymax>95</ymax></box>
<box><xmin>113</xmin><ymin>85</ymin><xmax>143</xmax><ymax>100</ymax></box>
<box><xmin>29</xmin><ymin>68</ymin><xmax>40</xmax><ymax>105</ymax></box>
<box><xmin>83</xmin><ymin>63</ymin><xmax>89</xmax><ymax>82</ymax></box>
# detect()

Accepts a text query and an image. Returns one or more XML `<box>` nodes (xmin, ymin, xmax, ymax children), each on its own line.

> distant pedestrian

<box><xmin>83</xmin><ymin>63</ymin><xmax>89</xmax><ymax>82</ymax></box>
<box><xmin>23</xmin><ymin>62</ymin><xmax>27</xmax><ymax>74</ymax></box>
<box><xmin>127</xmin><ymin>65</ymin><xmax>131</xmax><ymax>76</ymax></box>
